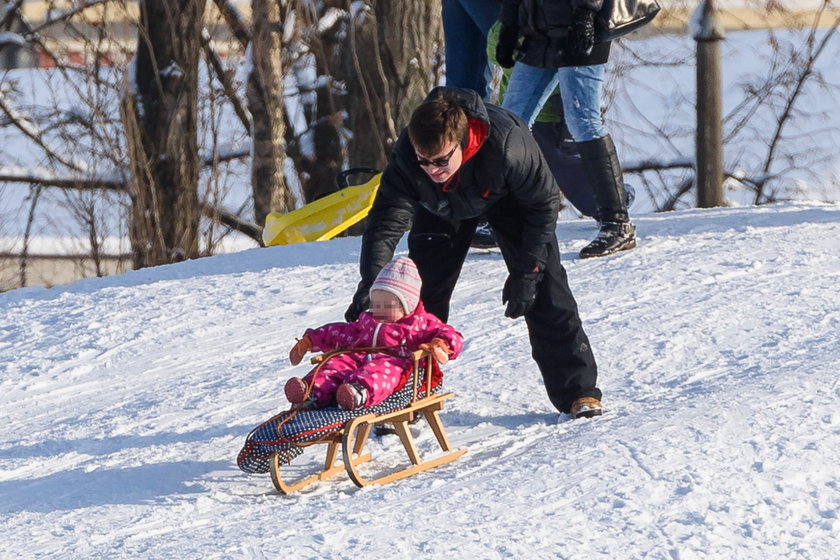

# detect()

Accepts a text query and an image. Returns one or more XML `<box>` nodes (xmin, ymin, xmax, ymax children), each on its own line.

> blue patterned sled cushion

<box><xmin>237</xmin><ymin>382</ymin><xmax>442</xmax><ymax>474</ymax></box>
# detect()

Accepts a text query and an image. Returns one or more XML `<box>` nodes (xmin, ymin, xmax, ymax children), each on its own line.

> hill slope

<box><xmin>1</xmin><ymin>203</ymin><xmax>839</xmax><ymax>559</ymax></box>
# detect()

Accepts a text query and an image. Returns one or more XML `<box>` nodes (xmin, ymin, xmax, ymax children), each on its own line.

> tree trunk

<box><xmin>343</xmin><ymin>0</ymin><xmax>444</xmax><ymax>170</ymax></box>
<box><xmin>248</xmin><ymin>0</ymin><xmax>291</xmax><ymax>228</ymax></box>
<box><xmin>300</xmin><ymin>7</ymin><xmax>345</xmax><ymax>202</ymax></box>
<box><xmin>121</xmin><ymin>0</ymin><xmax>206</xmax><ymax>268</ymax></box>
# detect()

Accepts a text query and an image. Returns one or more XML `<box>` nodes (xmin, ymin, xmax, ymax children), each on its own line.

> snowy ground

<box><xmin>1</xmin><ymin>202</ymin><xmax>838</xmax><ymax>559</ymax></box>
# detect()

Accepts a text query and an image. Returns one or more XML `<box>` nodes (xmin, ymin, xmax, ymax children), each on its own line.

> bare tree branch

<box><xmin>199</xmin><ymin>200</ymin><xmax>261</xmax><ymax>239</ymax></box>
<box><xmin>28</xmin><ymin>0</ymin><xmax>114</xmax><ymax>34</ymax></box>
<box><xmin>757</xmin><ymin>8</ymin><xmax>840</xmax><ymax>202</ymax></box>
<box><xmin>211</xmin><ymin>0</ymin><xmax>250</xmax><ymax>48</ymax></box>
<box><xmin>0</xmin><ymin>0</ymin><xmax>26</xmax><ymax>30</ymax></box>
<box><xmin>201</xmin><ymin>26</ymin><xmax>250</xmax><ymax>132</ymax></box>
<box><xmin>0</xmin><ymin>92</ymin><xmax>84</xmax><ymax>171</ymax></box>
<box><xmin>18</xmin><ymin>184</ymin><xmax>43</xmax><ymax>287</ymax></box>
<box><xmin>0</xmin><ymin>170</ymin><xmax>124</xmax><ymax>190</ymax></box>
<box><xmin>0</xmin><ymin>171</ymin><xmax>262</xmax><ymax>242</ymax></box>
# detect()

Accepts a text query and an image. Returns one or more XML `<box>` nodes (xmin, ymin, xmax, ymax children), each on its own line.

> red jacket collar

<box><xmin>462</xmin><ymin>117</ymin><xmax>488</xmax><ymax>163</ymax></box>
<box><xmin>442</xmin><ymin>117</ymin><xmax>489</xmax><ymax>192</ymax></box>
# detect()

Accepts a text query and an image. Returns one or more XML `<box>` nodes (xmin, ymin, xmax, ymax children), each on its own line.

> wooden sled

<box><xmin>269</xmin><ymin>348</ymin><xmax>466</xmax><ymax>494</ymax></box>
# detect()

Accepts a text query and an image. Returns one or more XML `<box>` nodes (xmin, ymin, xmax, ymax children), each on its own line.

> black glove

<box><xmin>344</xmin><ymin>286</ymin><xmax>370</xmax><ymax>322</ymax></box>
<box><xmin>569</xmin><ymin>8</ymin><xmax>596</xmax><ymax>57</ymax></box>
<box><xmin>502</xmin><ymin>271</ymin><xmax>542</xmax><ymax>319</ymax></box>
<box><xmin>495</xmin><ymin>25</ymin><xmax>520</xmax><ymax>69</ymax></box>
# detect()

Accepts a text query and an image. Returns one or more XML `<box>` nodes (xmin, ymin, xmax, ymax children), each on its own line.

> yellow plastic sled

<box><xmin>262</xmin><ymin>169</ymin><xmax>381</xmax><ymax>246</ymax></box>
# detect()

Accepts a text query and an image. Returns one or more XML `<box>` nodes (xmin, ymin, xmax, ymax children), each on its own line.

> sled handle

<box><xmin>409</xmin><ymin>350</ymin><xmax>435</xmax><ymax>407</ymax></box>
<box><xmin>336</xmin><ymin>167</ymin><xmax>381</xmax><ymax>190</ymax></box>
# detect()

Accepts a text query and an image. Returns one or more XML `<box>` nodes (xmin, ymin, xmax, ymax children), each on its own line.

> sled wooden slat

<box><xmin>342</xmin><ymin>392</ymin><xmax>466</xmax><ymax>488</ymax></box>
<box><xmin>349</xmin><ymin>445</ymin><xmax>467</xmax><ymax>487</ymax></box>
<box><xmin>270</xmin><ymin>438</ymin><xmax>372</xmax><ymax>494</ymax></box>
<box><xmin>353</xmin><ymin>422</ymin><xmax>371</xmax><ymax>456</ymax></box>
<box><xmin>425</xmin><ymin>408</ymin><xmax>456</xmax><ymax>451</ymax></box>
<box><xmin>393</xmin><ymin>419</ymin><xmax>421</xmax><ymax>465</ymax></box>
<box><xmin>267</xmin><ymin>348</ymin><xmax>466</xmax><ymax>494</ymax></box>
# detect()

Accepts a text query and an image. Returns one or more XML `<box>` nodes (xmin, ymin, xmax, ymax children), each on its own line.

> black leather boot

<box><xmin>576</xmin><ymin>135</ymin><xmax>636</xmax><ymax>258</ymax></box>
<box><xmin>579</xmin><ymin>221</ymin><xmax>636</xmax><ymax>259</ymax></box>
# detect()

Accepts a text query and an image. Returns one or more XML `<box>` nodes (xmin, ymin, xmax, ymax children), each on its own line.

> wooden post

<box><xmin>693</xmin><ymin>1</ymin><xmax>726</xmax><ymax>208</ymax></box>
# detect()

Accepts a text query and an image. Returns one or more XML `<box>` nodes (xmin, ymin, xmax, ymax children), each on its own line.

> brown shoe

<box><xmin>571</xmin><ymin>397</ymin><xmax>603</xmax><ymax>419</ymax></box>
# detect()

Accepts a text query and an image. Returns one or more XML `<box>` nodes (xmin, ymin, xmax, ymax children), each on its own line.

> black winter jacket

<box><xmin>500</xmin><ymin>0</ymin><xmax>611</xmax><ymax>68</ymax></box>
<box><xmin>357</xmin><ymin>87</ymin><xmax>560</xmax><ymax>289</ymax></box>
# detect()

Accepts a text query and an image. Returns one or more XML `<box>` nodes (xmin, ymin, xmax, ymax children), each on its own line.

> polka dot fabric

<box><xmin>237</xmin><ymin>365</ymin><xmax>444</xmax><ymax>474</ymax></box>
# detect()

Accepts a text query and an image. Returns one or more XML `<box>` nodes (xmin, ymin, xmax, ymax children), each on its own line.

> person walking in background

<box><xmin>345</xmin><ymin>87</ymin><xmax>604</xmax><ymax>419</ymax></box>
<box><xmin>486</xmin><ymin>21</ymin><xmax>634</xmax><ymax>221</ymax></box>
<box><xmin>441</xmin><ymin>0</ymin><xmax>503</xmax><ymax>100</ymax></box>
<box><xmin>496</xmin><ymin>0</ymin><xmax>637</xmax><ymax>258</ymax></box>
<box><xmin>441</xmin><ymin>0</ymin><xmax>504</xmax><ymax>248</ymax></box>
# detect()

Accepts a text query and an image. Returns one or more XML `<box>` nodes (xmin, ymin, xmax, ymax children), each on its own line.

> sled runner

<box><xmin>237</xmin><ymin>347</ymin><xmax>466</xmax><ymax>494</ymax></box>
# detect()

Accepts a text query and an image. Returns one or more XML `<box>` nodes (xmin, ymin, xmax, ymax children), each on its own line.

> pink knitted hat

<box><xmin>370</xmin><ymin>257</ymin><xmax>422</xmax><ymax>314</ymax></box>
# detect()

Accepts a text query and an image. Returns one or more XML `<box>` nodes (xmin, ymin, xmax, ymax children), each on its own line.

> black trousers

<box><xmin>408</xmin><ymin>204</ymin><xmax>601</xmax><ymax>413</ymax></box>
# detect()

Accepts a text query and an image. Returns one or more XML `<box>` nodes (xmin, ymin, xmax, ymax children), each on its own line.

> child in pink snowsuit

<box><xmin>284</xmin><ymin>257</ymin><xmax>464</xmax><ymax>410</ymax></box>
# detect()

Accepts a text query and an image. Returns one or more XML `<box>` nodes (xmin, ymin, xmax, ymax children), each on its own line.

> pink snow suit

<box><xmin>302</xmin><ymin>301</ymin><xmax>464</xmax><ymax>408</ymax></box>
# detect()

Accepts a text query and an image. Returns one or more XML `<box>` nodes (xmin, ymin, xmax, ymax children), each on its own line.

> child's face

<box><xmin>369</xmin><ymin>290</ymin><xmax>406</xmax><ymax>323</ymax></box>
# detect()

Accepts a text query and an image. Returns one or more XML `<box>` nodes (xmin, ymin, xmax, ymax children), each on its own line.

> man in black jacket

<box><xmin>345</xmin><ymin>87</ymin><xmax>603</xmax><ymax>419</ymax></box>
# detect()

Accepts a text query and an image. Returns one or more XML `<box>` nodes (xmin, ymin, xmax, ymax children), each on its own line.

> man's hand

<box><xmin>569</xmin><ymin>8</ymin><xmax>596</xmax><ymax>57</ymax></box>
<box><xmin>495</xmin><ymin>25</ymin><xmax>520</xmax><ymax>69</ymax></box>
<box><xmin>344</xmin><ymin>288</ymin><xmax>370</xmax><ymax>322</ymax></box>
<box><xmin>502</xmin><ymin>271</ymin><xmax>542</xmax><ymax>319</ymax></box>
<box><xmin>289</xmin><ymin>335</ymin><xmax>313</xmax><ymax>365</ymax></box>
<box><xmin>419</xmin><ymin>338</ymin><xmax>452</xmax><ymax>364</ymax></box>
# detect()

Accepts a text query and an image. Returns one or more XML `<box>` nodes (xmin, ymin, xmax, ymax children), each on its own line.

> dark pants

<box><xmin>442</xmin><ymin>0</ymin><xmax>502</xmax><ymax>99</ymax></box>
<box><xmin>408</xmin><ymin>205</ymin><xmax>601</xmax><ymax>413</ymax></box>
<box><xmin>531</xmin><ymin>121</ymin><xmax>598</xmax><ymax>218</ymax></box>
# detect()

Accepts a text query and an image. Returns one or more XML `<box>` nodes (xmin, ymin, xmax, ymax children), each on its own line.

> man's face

<box><xmin>414</xmin><ymin>141</ymin><xmax>463</xmax><ymax>183</ymax></box>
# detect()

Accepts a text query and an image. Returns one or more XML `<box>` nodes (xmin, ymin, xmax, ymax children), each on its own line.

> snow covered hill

<box><xmin>1</xmin><ymin>203</ymin><xmax>839</xmax><ymax>559</ymax></box>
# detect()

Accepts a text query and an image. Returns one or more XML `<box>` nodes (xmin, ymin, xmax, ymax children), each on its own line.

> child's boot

<box><xmin>284</xmin><ymin>377</ymin><xmax>308</xmax><ymax>404</ymax></box>
<box><xmin>336</xmin><ymin>383</ymin><xmax>368</xmax><ymax>410</ymax></box>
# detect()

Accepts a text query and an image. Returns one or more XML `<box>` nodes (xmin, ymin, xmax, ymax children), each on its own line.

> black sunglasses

<box><xmin>415</xmin><ymin>145</ymin><xmax>458</xmax><ymax>168</ymax></box>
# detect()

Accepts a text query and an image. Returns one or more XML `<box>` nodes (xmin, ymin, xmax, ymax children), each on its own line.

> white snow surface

<box><xmin>1</xmin><ymin>202</ymin><xmax>839</xmax><ymax>559</ymax></box>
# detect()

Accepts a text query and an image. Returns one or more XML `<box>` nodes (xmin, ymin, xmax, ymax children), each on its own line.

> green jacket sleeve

<box><xmin>486</xmin><ymin>21</ymin><xmax>562</xmax><ymax>124</ymax></box>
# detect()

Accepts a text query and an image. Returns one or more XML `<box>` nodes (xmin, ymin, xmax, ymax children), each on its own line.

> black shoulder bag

<box><xmin>595</xmin><ymin>0</ymin><xmax>662</xmax><ymax>42</ymax></box>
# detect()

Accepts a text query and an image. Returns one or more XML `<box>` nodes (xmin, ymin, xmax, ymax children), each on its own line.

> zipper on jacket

<box><xmin>366</xmin><ymin>322</ymin><xmax>383</xmax><ymax>361</ymax></box>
